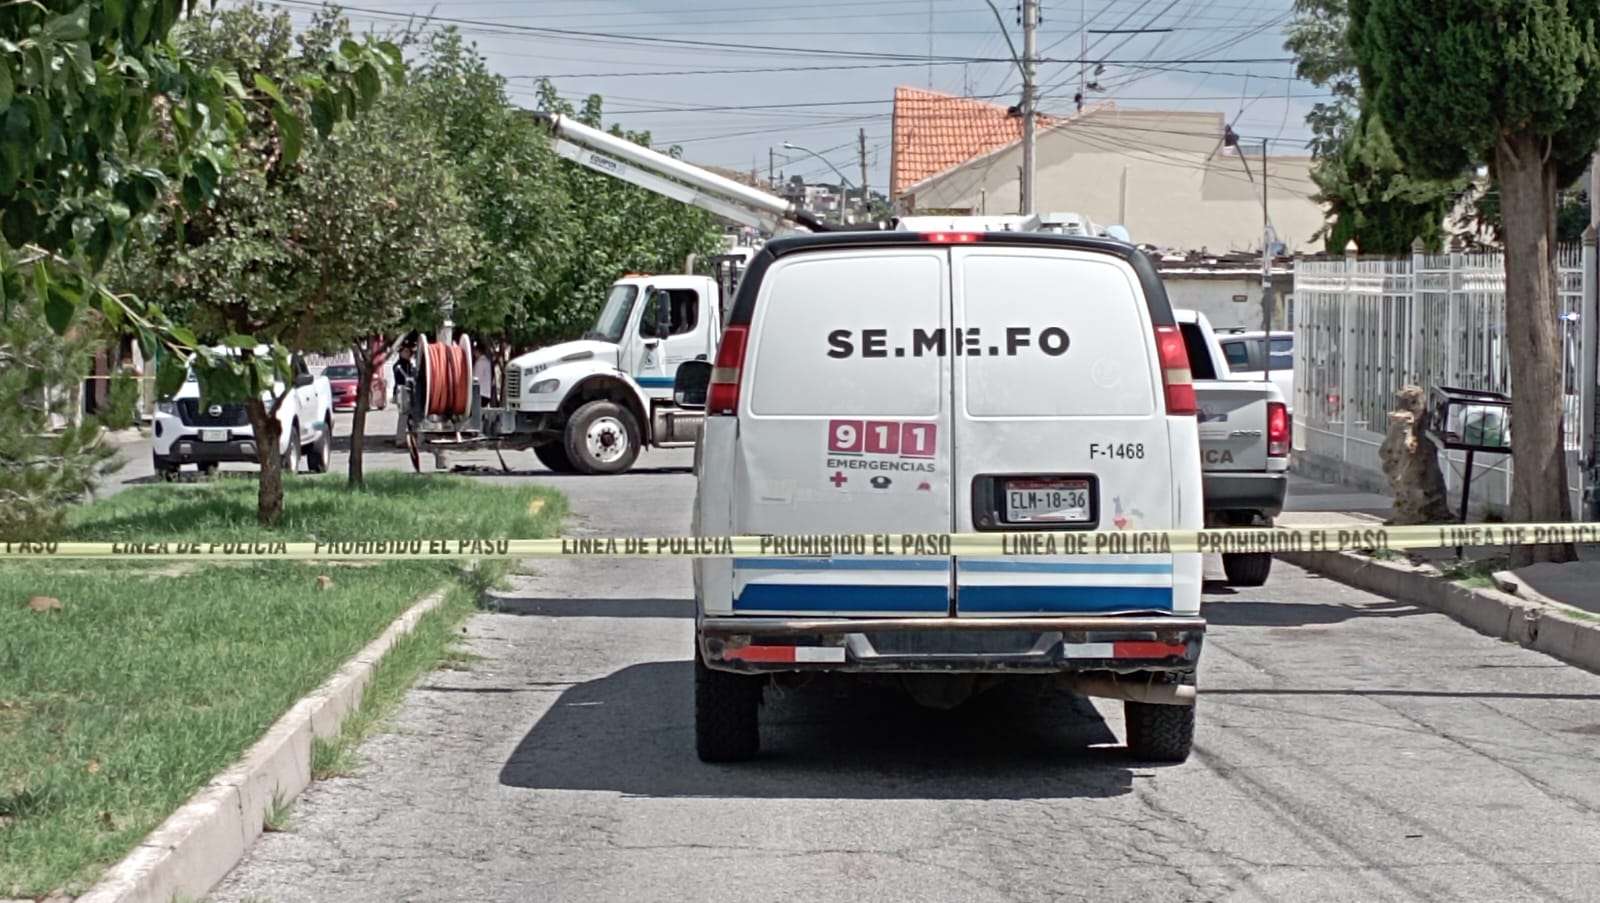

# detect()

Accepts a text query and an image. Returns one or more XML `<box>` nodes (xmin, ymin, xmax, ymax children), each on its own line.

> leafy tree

<box><xmin>1311</xmin><ymin>112</ymin><xmax>1467</xmax><ymax>254</ymax></box>
<box><xmin>403</xmin><ymin>31</ymin><xmax>574</xmax><ymax>377</ymax></box>
<box><xmin>0</xmin><ymin>306</ymin><xmax>120</xmax><ymax>539</ymax></box>
<box><xmin>117</xmin><ymin>4</ymin><xmax>405</xmax><ymax>522</ymax></box>
<box><xmin>534</xmin><ymin>82</ymin><xmax>724</xmax><ymax>345</ymax></box>
<box><xmin>1287</xmin><ymin>0</ymin><xmax>1463</xmax><ymax>253</ymax></box>
<box><xmin>1286</xmin><ymin>0</ymin><xmax>1360</xmax><ymax>161</ymax></box>
<box><xmin>1351</xmin><ymin>0</ymin><xmax>1600</xmax><ymax>562</ymax></box>
<box><xmin>297</xmin><ymin>92</ymin><xmax>478</xmax><ymax>489</ymax></box>
<box><xmin>0</xmin><ymin>0</ymin><xmax>241</xmax><ymax>533</ymax></box>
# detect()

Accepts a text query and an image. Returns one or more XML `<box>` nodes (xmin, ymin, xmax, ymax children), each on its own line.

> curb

<box><xmin>75</xmin><ymin>584</ymin><xmax>454</xmax><ymax>903</ymax></box>
<box><xmin>1282</xmin><ymin>550</ymin><xmax>1600</xmax><ymax>675</ymax></box>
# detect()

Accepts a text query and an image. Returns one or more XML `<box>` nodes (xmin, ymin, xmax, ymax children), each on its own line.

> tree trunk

<box><xmin>1496</xmin><ymin>131</ymin><xmax>1576</xmax><ymax>565</ymax></box>
<box><xmin>246</xmin><ymin>397</ymin><xmax>285</xmax><ymax>526</ymax></box>
<box><xmin>348</xmin><ymin>339</ymin><xmax>371</xmax><ymax>489</ymax></box>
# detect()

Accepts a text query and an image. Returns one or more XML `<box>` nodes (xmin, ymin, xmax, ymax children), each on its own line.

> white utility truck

<box><xmin>402</xmin><ymin>115</ymin><xmax>822</xmax><ymax>474</ymax></box>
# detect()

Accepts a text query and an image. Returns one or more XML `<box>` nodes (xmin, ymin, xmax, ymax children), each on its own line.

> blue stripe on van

<box><xmin>734</xmin><ymin>558</ymin><xmax>948</xmax><ymax>572</ymax></box>
<box><xmin>958</xmin><ymin>585</ymin><xmax>1173</xmax><ymax>613</ymax></box>
<box><xmin>958</xmin><ymin>560</ymin><xmax>1172</xmax><ymax>575</ymax></box>
<box><xmin>635</xmin><ymin>376</ymin><xmax>675</xmax><ymax>388</ymax></box>
<box><xmin>733</xmin><ymin>584</ymin><xmax>948</xmax><ymax>613</ymax></box>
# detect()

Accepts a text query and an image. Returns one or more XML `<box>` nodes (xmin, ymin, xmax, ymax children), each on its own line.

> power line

<box><xmin>267</xmin><ymin>0</ymin><xmax>1290</xmax><ymax>67</ymax></box>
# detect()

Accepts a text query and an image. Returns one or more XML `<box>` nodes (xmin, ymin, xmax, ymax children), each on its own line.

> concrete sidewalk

<box><xmin>1281</xmin><ymin>473</ymin><xmax>1600</xmax><ymax>615</ymax></box>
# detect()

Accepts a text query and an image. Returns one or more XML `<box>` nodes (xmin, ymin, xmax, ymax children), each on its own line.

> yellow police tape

<box><xmin>1</xmin><ymin>523</ymin><xmax>1597</xmax><ymax>561</ymax></box>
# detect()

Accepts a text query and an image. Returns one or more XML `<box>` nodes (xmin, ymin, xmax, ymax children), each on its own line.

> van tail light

<box><xmin>1267</xmin><ymin>401</ymin><xmax>1290</xmax><ymax>457</ymax></box>
<box><xmin>923</xmin><ymin>232</ymin><xmax>981</xmax><ymax>243</ymax></box>
<box><xmin>708</xmin><ymin>325</ymin><xmax>748</xmax><ymax>415</ymax></box>
<box><xmin>1153</xmin><ymin>325</ymin><xmax>1197</xmax><ymax>415</ymax></box>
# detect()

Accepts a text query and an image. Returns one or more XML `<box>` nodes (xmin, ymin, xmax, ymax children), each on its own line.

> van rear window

<box><xmin>958</xmin><ymin>253</ymin><xmax>1156</xmax><ymax>417</ymax></box>
<box><xmin>747</xmin><ymin>252</ymin><xmax>944</xmax><ymax>417</ymax></box>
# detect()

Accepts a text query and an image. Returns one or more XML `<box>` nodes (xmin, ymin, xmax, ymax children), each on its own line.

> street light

<box><xmin>782</xmin><ymin>141</ymin><xmax>854</xmax><ymax>221</ymax></box>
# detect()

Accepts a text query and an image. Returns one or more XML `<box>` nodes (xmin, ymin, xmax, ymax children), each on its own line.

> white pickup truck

<box><xmin>152</xmin><ymin>352</ymin><xmax>335</xmax><ymax>479</ymax></box>
<box><xmin>1174</xmin><ymin>310</ymin><xmax>1290</xmax><ymax>586</ymax></box>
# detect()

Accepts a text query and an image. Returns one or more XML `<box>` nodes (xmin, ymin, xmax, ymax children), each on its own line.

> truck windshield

<box><xmin>587</xmin><ymin>285</ymin><xmax>637</xmax><ymax>343</ymax></box>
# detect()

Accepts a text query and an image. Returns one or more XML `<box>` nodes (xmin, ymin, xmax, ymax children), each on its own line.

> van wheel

<box><xmin>564</xmin><ymin>400</ymin><xmax>640</xmax><ymax>475</ymax></box>
<box><xmin>695</xmin><ymin>652</ymin><xmax>761</xmax><ymax>763</ymax></box>
<box><xmin>306</xmin><ymin>420</ymin><xmax>331</xmax><ymax>473</ymax></box>
<box><xmin>533</xmin><ymin>442</ymin><xmax>576</xmax><ymax>474</ymax></box>
<box><xmin>1125</xmin><ymin>699</ymin><xmax>1195</xmax><ymax>763</ymax></box>
<box><xmin>154</xmin><ymin>456</ymin><xmax>178</xmax><ymax>481</ymax></box>
<box><xmin>1222</xmin><ymin>552</ymin><xmax>1273</xmax><ymax>586</ymax></box>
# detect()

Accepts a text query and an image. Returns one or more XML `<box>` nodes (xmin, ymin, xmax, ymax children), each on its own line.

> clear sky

<box><xmin>261</xmin><ymin>1</ymin><xmax>1324</xmax><ymax>192</ymax></box>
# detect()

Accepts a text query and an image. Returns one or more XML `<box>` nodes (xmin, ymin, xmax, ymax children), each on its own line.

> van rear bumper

<box><xmin>699</xmin><ymin>615</ymin><xmax>1204</xmax><ymax>675</ymax></box>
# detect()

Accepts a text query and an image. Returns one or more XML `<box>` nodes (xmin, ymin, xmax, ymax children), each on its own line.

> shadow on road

<box><xmin>487</xmin><ymin>596</ymin><xmax>693</xmax><ymax>619</ymax></box>
<box><xmin>498</xmin><ymin>660</ymin><xmax>1136</xmax><ymax>801</ymax></box>
<box><xmin>1203</xmin><ymin>598</ymin><xmax>1421</xmax><ymax>627</ymax></box>
<box><xmin>1206</xmin><ymin>687</ymin><xmax>1600</xmax><ymax>701</ymax></box>
<box><xmin>448</xmin><ymin>464</ymin><xmax>695</xmax><ymax>479</ymax></box>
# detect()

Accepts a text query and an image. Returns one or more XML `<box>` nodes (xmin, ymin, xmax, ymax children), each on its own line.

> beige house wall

<box><xmin>900</xmin><ymin>109</ymin><xmax>1327</xmax><ymax>254</ymax></box>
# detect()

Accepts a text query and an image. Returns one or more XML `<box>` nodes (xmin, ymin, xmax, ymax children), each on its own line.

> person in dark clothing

<box><xmin>392</xmin><ymin>344</ymin><xmax>416</xmax><ymax>403</ymax></box>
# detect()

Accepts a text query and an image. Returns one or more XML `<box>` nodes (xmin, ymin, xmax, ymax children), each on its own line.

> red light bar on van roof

<box><xmin>923</xmin><ymin>232</ymin><xmax>981</xmax><ymax>244</ymax></box>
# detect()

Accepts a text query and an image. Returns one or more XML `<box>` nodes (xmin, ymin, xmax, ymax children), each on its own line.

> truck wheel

<box><xmin>1125</xmin><ymin>699</ymin><xmax>1195</xmax><ymax>763</ymax></box>
<box><xmin>282</xmin><ymin>424</ymin><xmax>301</xmax><ymax>474</ymax></box>
<box><xmin>533</xmin><ymin>442</ymin><xmax>576</xmax><ymax>474</ymax></box>
<box><xmin>564</xmin><ymin>400</ymin><xmax>640</xmax><ymax>475</ymax></box>
<box><xmin>306</xmin><ymin>419</ymin><xmax>331</xmax><ymax>473</ymax></box>
<box><xmin>154</xmin><ymin>455</ymin><xmax>178</xmax><ymax>481</ymax></box>
<box><xmin>1222</xmin><ymin>552</ymin><xmax>1273</xmax><ymax>587</ymax></box>
<box><xmin>695</xmin><ymin>652</ymin><xmax>761</xmax><ymax>763</ymax></box>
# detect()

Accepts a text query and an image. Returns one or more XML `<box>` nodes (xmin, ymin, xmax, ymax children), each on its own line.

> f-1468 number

<box><xmin>1089</xmin><ymin>442</ymin><xmax>1145</xmax><ymax>460</ymax></box>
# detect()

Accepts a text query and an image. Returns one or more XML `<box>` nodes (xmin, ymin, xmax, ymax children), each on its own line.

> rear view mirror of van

<box><xmin>674</xmin><ymin>360</ymin><xmax>712</xmax><ymax>408</ymax></box>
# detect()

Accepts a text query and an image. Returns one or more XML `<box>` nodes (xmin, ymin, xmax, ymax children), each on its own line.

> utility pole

<box><xmin>1079</xmin><ymin>0</ymin><xmax>1087</xmax><ymax>111</ymax></box>
<box><xmin>1021</xmin><ymin>0</ymin><xmax>1038</xmax><ymax>215</ymax></box>
<box><xmin>858</xmin><ymin>128</ymin><xmax>869</xmax><ymax>219</ymax></box>
<box><xmin>1586</xmin><ymin>151</ymin><xmax>1600</xmax><ymax>519</ymax></box>
<box><xmin>769</xmin><ymin>147</ymin><xmax>776</xmax><ymax>191</ymax></box>
<box><xmin>1260</xmin><ymin>139</ymin><xmax>1273</xmax><ymax>383</ymax></box>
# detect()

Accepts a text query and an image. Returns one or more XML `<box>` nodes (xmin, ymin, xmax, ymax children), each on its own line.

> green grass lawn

<box><xmin>0</xmin><ymin>472</ymin><xmax>563</xmax><ymax>897</ymax></box>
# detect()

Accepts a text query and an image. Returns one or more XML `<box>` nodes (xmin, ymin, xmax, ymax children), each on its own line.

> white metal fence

<box><xmin>1293</xmin><ymin>245</ymin><xmax>1591</xmax><ymax>515</ymax></box>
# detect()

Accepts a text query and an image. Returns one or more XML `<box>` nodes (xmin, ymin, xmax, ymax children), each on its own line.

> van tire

<box><xmin>1124</xmin><ymin>699</ymin><xmax>1195</xmax><ymax>763</ymax></box>
<box><xmin>564</xmin><ymin>400</ymin><xmax>640</xmax><ymax>475</ymax></box>
<box><xmin>1222</xmin><ymin>552</ymin><xmax>1273</xmax><ymax>586</ymax></box>
<box><xmin>695</xmin><ymin>652</ymin><xmax>761</xmax><ymax>762</ymax></box>
<box><xmin>534</xmin><ymin>442</ymin><xmax>576</xmax><ymax>474</ymax></box>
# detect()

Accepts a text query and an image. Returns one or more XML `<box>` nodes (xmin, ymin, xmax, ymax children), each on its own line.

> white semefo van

<box><xmin>679</xmin><ymin>230</ymin><xmax>1206</xmax><ymax>763</ymax></box>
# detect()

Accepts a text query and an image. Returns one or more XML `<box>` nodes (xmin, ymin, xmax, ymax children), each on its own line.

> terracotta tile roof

<box><xmin>890</xmin><ymin>86</ymin><xmax>1057</xmax><ymax>197</ymax></box>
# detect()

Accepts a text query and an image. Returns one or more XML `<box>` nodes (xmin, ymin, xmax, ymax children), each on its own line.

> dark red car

<box><xmin>325</xmin><ymin>363</ymin><xmax>387</xmax><ymax>411</ymax></box>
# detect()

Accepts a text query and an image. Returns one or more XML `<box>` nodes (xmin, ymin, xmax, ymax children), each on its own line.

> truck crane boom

<box><xmin>534</xmin><ymin>112</ymin><xmax>828</xmax><ymax>234</ymax></box>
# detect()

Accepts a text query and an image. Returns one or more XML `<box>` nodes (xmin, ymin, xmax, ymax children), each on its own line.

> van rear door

<box><xmin>949</xmin><ymin>245</ymin><xmax>1177</xmax><ymax>616</ymax></box>
<box><xmin>731</xmin><ymin>248</ymin><xmax>953</xmax><ymax>616</ymax></box>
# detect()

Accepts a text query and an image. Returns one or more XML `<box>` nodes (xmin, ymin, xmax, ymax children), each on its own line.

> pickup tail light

<box><xmin>1153</xmin><ymin>325</ymin><xmax>1197</xmax><ymax>415</ymax></box>
<box><xmin>1267</xmin><ymin>401</ymin><xmax>1290</xmax><ymax>457</ymax></box>
<box><xmin>708</xmin><ymin>325</ymin><xmax>748</xmax><ymax>415</ymax></box>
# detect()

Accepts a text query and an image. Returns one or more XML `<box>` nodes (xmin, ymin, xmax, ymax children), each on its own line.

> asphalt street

<box><xmin>145</xmin><ymin>410</ymin><xmax>1600</xmax><ymax>903</ymax></box>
